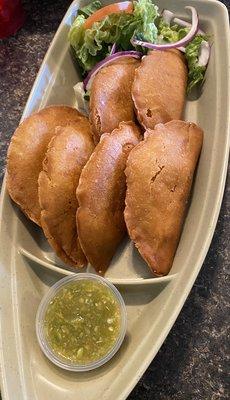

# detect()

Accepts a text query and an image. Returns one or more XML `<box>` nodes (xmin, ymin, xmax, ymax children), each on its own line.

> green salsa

<box><xmin>44</xmin><ymin>280</ymin><xmax>121</xmax><ymax>364</ymax></box>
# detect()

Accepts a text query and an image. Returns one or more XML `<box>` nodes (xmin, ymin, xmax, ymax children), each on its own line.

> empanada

<box><xmin>7</xmin><ymin>105</ymin><xmax>84</xmax><ymax>225</ymax></box>
<box><xmin>90</xmin><ymin>57</ymin><xmax>140</xmax><ymax>144</ymax></box>
<box><xmin>38</xmin><ymin>124</ymin><xmax>94</xmax><ymax>268</ymax></box>
<box><xmin>76</xmin><ymin>121</ymin><xmax>141</xmax><ymax>274</ymax></box>
<box><xmin>125</xmin><ymin>120</ymin><xmax>203</xmax><ymax>276</ymax></box>
<box><xmin>132</xmin><ymin>50</ymin><xmax>187</xmax><ymax>130</ymax></box>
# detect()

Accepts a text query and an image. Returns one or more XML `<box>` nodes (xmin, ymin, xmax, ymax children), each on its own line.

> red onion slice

<box><xmin>131</xmin><ymin>6</ymin><xmax>198</xmax><ymax>50</ymax></box>
<box><xmin>83</xmin><ymin>51</ymin><xmax>142</xmax><ymax>91</ymax></box>
<box><xmin>173</xmin><ymin>17</ymin><xmax>205</xmax><ymax>36</ymax></box>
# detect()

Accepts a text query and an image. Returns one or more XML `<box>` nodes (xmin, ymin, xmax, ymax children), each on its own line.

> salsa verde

<box><xmin>44</xmin><ymin>280</ymin><xmax>121</xmax><ymax>364</ymax></box>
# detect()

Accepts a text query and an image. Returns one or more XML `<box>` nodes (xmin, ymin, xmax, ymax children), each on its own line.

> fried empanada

<box><xmin>38</xmin><ymin>124</ymin><xmax>94</xmax><ymax>268</ymax></box>
<box><xmin>76</xmin><ymin>121</ymin><xmax>141</xmax><ymax>274</ymax></box>
<box><xmin>90</xmin><ymin>57</ymin><xmax>140</xmax><ymax>144</ymax></box>
<box><xmin>132</xmin><ymin>50</ymin><xmax>187</xmax><ymax>130</ymax></box>
<box><xmin>7</xmin><ymin>106</ymin><xmax>85</xmax><ymax>225</ymax></box>
<box><xmin>125</xmin><ymin>120</ymin><xmax>203</xmax><ymax>276</ymax></box>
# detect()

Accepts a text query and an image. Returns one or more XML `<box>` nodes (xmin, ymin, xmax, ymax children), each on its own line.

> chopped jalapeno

<box><xmin>44</xmin><ymin>280</ymin><xmax>121</xmax><ymax>364</ymax></box>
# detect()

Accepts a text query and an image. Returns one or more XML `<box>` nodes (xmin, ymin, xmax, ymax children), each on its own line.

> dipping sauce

<box><xmin>43</xmin><ymin>279</ymin><xmax>121</xmax><ymax>365</ymax></box>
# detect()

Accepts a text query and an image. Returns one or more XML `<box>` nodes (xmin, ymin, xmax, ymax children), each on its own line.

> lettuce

<box><xmin>157</xmin><ymin>18</ymin><xmax>208</xmax><ymax>92</ymax></box>
<box><xmin>185</xmin><ymin>35</ymin><xmax>208</xmax><ymax>92</ymax></box>
<box><xmin>69</xmin><ymin>12</ymin><xmax>135</xmax><ymax>72</ymax></box>
<box><xmin>133</xmin><ymin>0</ymin><xmax>158</xmax><ymax>43</ymax></box>
<box><xmin>68</xmin><ymin>14</ymin><xmax>85</xmax><ymax>50</ymax></box>
<box><xmin>68</xmin><ymin>0</ymin><xmax>159</xmax><ymax>73</ymax></box>
<box><xmin>157</xmin><ymin>18</ymin><xmax>188</xmax><ymax>43</ymax></box>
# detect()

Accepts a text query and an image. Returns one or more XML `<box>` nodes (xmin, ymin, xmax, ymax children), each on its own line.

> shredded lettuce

<box><xmin>185</xmin><ymin>35</ymin><xmax>208</xmax><ymax>92</ymax></box>
<box><xmin>157</xmin><ymin>18</ymin><xmax>208</xmax><ymax>92</ymax></box>
<box><xmin>69</xmin><ymin>0</ymin><xmax>159</xmax><ymax>73</ymax></box>
<box><xmin>157</xmin><ymin>18</ymin><xmax>188</xmax><ymax>43</ymax></box>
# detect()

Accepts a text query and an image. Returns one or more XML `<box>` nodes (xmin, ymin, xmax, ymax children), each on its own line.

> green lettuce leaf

<box><xmin>185</xmin><ymin>35</ymin><xmax>208</xmax><ymax>92</ymax></box>
<box><xmin>69</xmin><ymin>12</ymin><xmax>135</xmax><ymax>72</ymax></box>
<box><xmin>157</xmin><ymin>18</ymin><xmax>188</xmax><ymax>43</ymax></box>
<box><xmin>78</xmin><ymin>0</ymin><xmax>102</xmax><ymax>17</ymax></box>
<box><xmin>68</xmin><ymin>14</ymin><xmax>85</xmax><ymax>50</ymax></box>
<box><xmin>133</xmin><ymin>0</ymin><xmax>158</xmax><ymax>43</ymax></box>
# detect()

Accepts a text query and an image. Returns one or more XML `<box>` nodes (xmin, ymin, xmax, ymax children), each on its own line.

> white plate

<box><xmin>0</xmin><ymin>0</ymin><xmax>229</xmax><ymax>399</ymax></box>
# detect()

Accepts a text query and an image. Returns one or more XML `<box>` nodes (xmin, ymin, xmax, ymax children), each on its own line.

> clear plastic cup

<box><xmin>36</xmin><ymin>273</ymin><xmax>127</xmax><ymax>371</ymax></box>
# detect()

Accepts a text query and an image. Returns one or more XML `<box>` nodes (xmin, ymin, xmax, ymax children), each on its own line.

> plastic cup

<box><xmin>36</xmin><ymin>273</ymin><xmax>127</xmax><ymax>371</ymax></box>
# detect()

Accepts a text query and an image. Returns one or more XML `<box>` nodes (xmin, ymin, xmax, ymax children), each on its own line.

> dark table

<box><xmin>0</xmin><ymin>1</ymin><xmax>229</xmax><ymax>399</ymax></box>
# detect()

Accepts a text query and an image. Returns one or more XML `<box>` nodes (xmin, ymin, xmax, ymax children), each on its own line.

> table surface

<box><xmin>0</xmin><ymin>1</ymin><xmax>229</xmax><ymax>399</ymax></box>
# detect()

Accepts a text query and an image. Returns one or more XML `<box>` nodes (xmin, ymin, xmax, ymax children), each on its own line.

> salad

<box><xmin>68</xmin><ymin>0</ymin><xmax>210</xmax><ymax>93</ymax></box>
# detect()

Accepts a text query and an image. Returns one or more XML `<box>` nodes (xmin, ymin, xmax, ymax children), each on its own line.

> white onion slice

<box><xmin>110</xmin><ymin>43</ymin><xmax>117</xmax><ymax>55</ymax></box>
<box><xmin>162</xmin><ymin>9</ymin><xmax>174</xmax><ymax>25</ymax></box>
<box><xmin>73</xmin><ymin>82</ymin><xmax>89</xmax><ymax>115</ymax></box>
<box><xmin>178</xmin><ymin>46</ymin><xmax>186</xmax><ymax>52</ymax></box>
<box><xmin>198</xmin><ymin>40</ymin><xmax>210</xmax><ymax>67</ymax></box>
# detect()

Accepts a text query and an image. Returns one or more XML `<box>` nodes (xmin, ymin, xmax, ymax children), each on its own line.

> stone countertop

<box><xmin>0</xmin><ymin>1</ymin><xmax>229</xmax><ymax>399</ymax></box>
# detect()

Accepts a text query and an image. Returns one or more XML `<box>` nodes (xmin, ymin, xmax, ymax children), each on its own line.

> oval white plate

<box><xmin>5</xmin><ymin>0</ymin><xmax>228</xmax><ymax>286</ymax></box>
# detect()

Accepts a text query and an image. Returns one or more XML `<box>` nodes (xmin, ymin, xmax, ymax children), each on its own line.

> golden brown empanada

<box><xmin>90</xmin><ymin>57</ymin><xmax>140</xmax><ymax>144</ymax></box>
<box><xmin>132</xmin><ymin>50</ymin><xmax>187</xmax><ymax>130</ymax></box>
<box><xmin>76</xmin><ymin>121</ymin><xmax>141</xmax><ymax>274</ymax></box>
<box><xmin>38</xmin><ymin>124</ymin><xmax>94</xmax><ymax>268</ymax></box>
<box><xmin>125</xmin><ymin>120</ymin><xmax>203</xmax><ymax>276</ymax></box>
<box><xmin>7</xmin><ymin>106</ymin><xmax>84</xmax><ymax>225</ymax></box>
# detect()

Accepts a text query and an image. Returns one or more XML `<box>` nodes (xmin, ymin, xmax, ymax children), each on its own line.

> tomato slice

<box><xmin>84</xmin><ymin>1</ymin><xmax>133</xmax><ymax>30</ymax></box>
